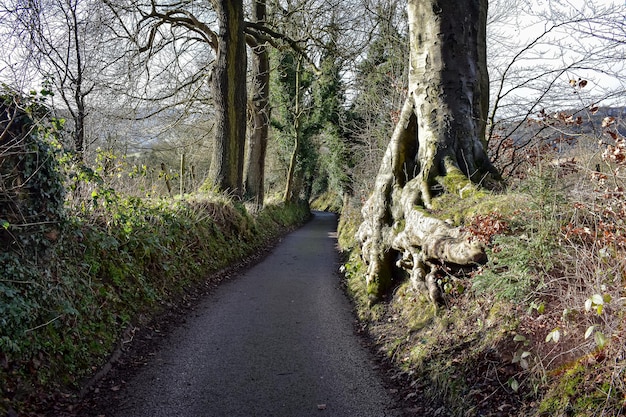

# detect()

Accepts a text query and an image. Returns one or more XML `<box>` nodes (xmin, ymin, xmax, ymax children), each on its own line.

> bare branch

<box><xmin>244</xmin><ymin>21</ymin><xmax>320</xmax><ymax>74</ymax></box>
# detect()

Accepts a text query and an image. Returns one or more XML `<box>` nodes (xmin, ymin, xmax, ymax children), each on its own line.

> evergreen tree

<box><xmin>309</xmin><ymin>36</ymin><xmax>351</xmax><ymax>200</ymax></box>
<box><xmin>270</xmin><ymin>50</ymin><xmax>317</xmax><ymax>202</ymax></box>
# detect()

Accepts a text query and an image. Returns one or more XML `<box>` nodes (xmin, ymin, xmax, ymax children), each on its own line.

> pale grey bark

<box><xmin>358</xmin><ymin>0</ymin><xmax>498</xmax><ymax>303</ymax></box>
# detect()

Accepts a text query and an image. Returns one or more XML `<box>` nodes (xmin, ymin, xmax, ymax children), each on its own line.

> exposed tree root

<box><xmin>355</xmin><ymin>95</ymin><xmax>496</xmax><ymax>304</ymax></box>
<box><xmin>358</xmin><ymin>172</ymin><xmax>488</xmax><ymax>304</ymax></box>
<box><xmin>356</xmin><ymin>0</ymin><xmax>501</xmax><ymax>305</ymax></box>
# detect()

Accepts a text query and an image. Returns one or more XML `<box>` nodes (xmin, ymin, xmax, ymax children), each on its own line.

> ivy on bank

<box><xmin>0</xmin><ymin>88</ymin><xmax>311</xmax><ymax>415</ymax></box>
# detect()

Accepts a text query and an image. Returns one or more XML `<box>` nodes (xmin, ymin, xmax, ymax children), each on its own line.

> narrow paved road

<box><xmin>108</xmin><ymin>212</ymin><xmax>402</xmax><ymax>417</ymax></box>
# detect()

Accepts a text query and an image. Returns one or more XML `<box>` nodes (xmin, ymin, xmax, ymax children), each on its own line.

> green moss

<box><xmin>427</xmin><ymin>189</ymin><xmax>529</xmax><ymax>231</ymax></box>
<box><xmin>538</xmin><ymin>364</ymin><xmax>585</xmax><ymax>414</ymax></box>
<box><xmin>340</xmin><ymin>250</ymin><xmax>388</xmax><ymax>321</ymax></box>
<box><xmin>437</xmin><ymin>167</ymin><xmax>477</xmax><ymax>196</ymax></box>
<box><xmin>397</xmin><ymin>285</ymin><xmax>437</xmax><ymax>332</ymax></box>
<box><xmin>538</xmin><ymin>362</ymin><xmax>625</xmax><ymax>417</ymax></box>
<box><xmin>337</xmin><ymin>203</ymin><xmax>362</xmax><ymax>250</ymax></box>
<box><xmin>0</xmin><ymin>195</ymin><xmax>311</xmax><ymax>415</ymax></box>
<box><xmin>310</xmin><ymin>190</ymin><xmax>343</xmax><ymax>213</ymax></box>
<box><xmin>393</xmin><ymin>218</ymin><xmax>406</xmax><ymax>233</ymax></box>
<box><xmin>366</xmin><ymin>266</ymin><xmax>392</xmax><ymax>301</ymax></box>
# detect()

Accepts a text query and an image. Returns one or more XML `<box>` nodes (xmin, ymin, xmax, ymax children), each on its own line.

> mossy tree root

<box><xmin>357</xmin><ymin>0</ymin><xmax>501</xmax><ymax>305</ymax></box>
<box><xmin>357</xmin><ymin>97</ymin><xmax>494</xmax><ymax>304</ymax></box>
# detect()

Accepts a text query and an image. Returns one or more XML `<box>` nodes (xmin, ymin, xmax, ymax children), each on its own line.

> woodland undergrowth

<box><xmin>0</xmin><ymin>89</ymin><xmax>311</xmax><ymax>415</ymax></box>
<box><xmin>338</xmin><ymin>117</ymin><xmax>626</xmax><ymax>416</ymax></box>
<box><xmin>1</xmin><ymin>190</ymin><xmax>310</xmax><ymax>416</ymax></box>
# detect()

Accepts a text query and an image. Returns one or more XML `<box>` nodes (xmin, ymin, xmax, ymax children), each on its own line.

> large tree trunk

<box><xmin>358</xmin><ymin>0</ymin><xmax>499</xmax><ymax>303</ymax></box>
<box><xmin>283</xmin><ymin>56</ymin><xmax>303</xmax><ymax>202</ymax></box>
<box><xmin>244</xmin><ymin>0</ymin><xmax>270</xmax><ymax>206</ymax></box>
<box><xmin>209</xmin><ymin>0</ymin><xmax>247</xmax><ymax>195</ymax></box>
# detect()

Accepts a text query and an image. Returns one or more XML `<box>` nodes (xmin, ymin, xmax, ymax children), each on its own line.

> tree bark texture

<box><xmin>210</xmin><ymin>0</ymin><xmax>247</xmax><ymax>195</ymax></box>
<box><xmin>283</xmin><ymin>56</ymin><xmax>303</xmax><ymax>203</ymax></box>
<box><xmin>357</xmin><ymin>0</ymin><xmax>497</xmax><ymax>303</ymax></box>
<box><xmin>244</xmin><ymin>0</ymin><xmax>270</xmax><ymax>205</ymax></box>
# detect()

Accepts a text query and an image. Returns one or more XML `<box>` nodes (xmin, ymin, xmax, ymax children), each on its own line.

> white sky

<box><xmin>487</xmin><ymin>0</ymin><xmax>626</xmax><ymax>114</ymax></box>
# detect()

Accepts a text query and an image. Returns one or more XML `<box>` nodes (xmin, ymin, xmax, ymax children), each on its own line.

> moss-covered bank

<box><xmin>0</xmin><ymin>196</ymin><xmax>310</xmax><ymax>416</ymax></box>
<box><xmin>338</xmin><ymin>165</ymin><xmax>626</xmax><ymax>416</ymax></box>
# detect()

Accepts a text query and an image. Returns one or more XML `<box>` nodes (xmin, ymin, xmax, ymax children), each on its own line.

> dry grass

<box><xmin>339</xmin><ymin>130</ymin><xmax>626</xmax><ymax>416</ymax></box>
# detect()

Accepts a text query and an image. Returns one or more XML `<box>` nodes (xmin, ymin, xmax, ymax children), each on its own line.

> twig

<box><xmin>24</xmin><ymin>315</ymin><xmax>63</xmax><ymax>333</ymax></box>
<box><xmin>0</xmin><ymin>279</ymin><xmax>35</xmax><ymax>285</ymax></box>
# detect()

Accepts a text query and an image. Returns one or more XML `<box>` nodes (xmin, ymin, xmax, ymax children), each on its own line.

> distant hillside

<box><xmin>497</xmin><ymin>106</ymin><xmax>626</xmax><ymax>150</ymax></box>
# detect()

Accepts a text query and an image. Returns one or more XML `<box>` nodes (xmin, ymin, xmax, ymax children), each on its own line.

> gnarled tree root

<box><xmin>357</xmin><ymin>182</ymin><xmax>487</xmax><ymax>305</ymax></box>
<box><xmin>391</xmin><ymin>209</ymin><xmax>486</xmax><ymax>304</ymax></box>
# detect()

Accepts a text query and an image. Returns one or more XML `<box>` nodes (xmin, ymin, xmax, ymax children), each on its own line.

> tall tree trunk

<box><xmin>71</xmin><ymin>0</ymin><xmax>85</xmax><ymax>163</ymax></box>
<box><xmin>244</xmin><ymin>0</ymin><xmax>270</xmax><ymax>206</ymax></box>
<box><xmin>358</xmin><ymin>0</ymin><xmax>499</xmax><ymax>303</ymax></box>
<box><xmin>283</xmin><ymin>56</ymin><xmax>302</xmax><ymax>202</ymax></box>
<box><xmin>209</xmin><ymin>0</ymin><xmax>247</xmax><ymax>195</ymax></box>
<box><xmin>407</xmin><ymin>0</ymin><xmax>495</xmax><ymax>206</ymax></box>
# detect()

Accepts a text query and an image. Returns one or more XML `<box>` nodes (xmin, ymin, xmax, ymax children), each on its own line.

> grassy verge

<box><xmin>338</xmin><ymin>161</ymin><xmax>626</xmax><ymax>416</ymax></box>
<box><xmin>310</xmin><ymin>190</ymin><xmax>344</xmax><ymax>213</ymax></box>
<box><xmin>0</xmin><ymin>194</ymin><xmax>310</xmax><ymax>416</ymax></box>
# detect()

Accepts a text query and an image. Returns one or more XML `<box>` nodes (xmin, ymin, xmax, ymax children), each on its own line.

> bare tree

<box><xmin>0</xmin><ymin>0</ymin><xmax>110</xmax><ymax>162</ymax></box>
<box><xmin>103</xmin><ymin>0</ymin><xmax>328</xmax><ymax>199</ymax></box>
<box><xmin>348</xmin><ymin>0</ymin><xmax>409</xmax><ymax>202</ymax></box>
<box><xmin>209</xmin><ymin>0</ymin><xmax>247</xmax><ymax>194</ymax></box>
<box><xmin>244</xmin><ymin>0</ymin><xmax>270</xmax><ymax>205</ymax></box>
<box><xmin>357</xmin><ymin>0</ymin><xmax>498</xmax><ymax>302</ymax></box>
<box><xmin>486</xmin><ymin>0</ymin><xmax>626</xmax><ymax>176</ymax></box>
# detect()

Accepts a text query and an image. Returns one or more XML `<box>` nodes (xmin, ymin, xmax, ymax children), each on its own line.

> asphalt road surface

<box><xmin>108</xmin><ymin>211</ymin><xmax>402</xmax><ymax>417</ymax></box>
